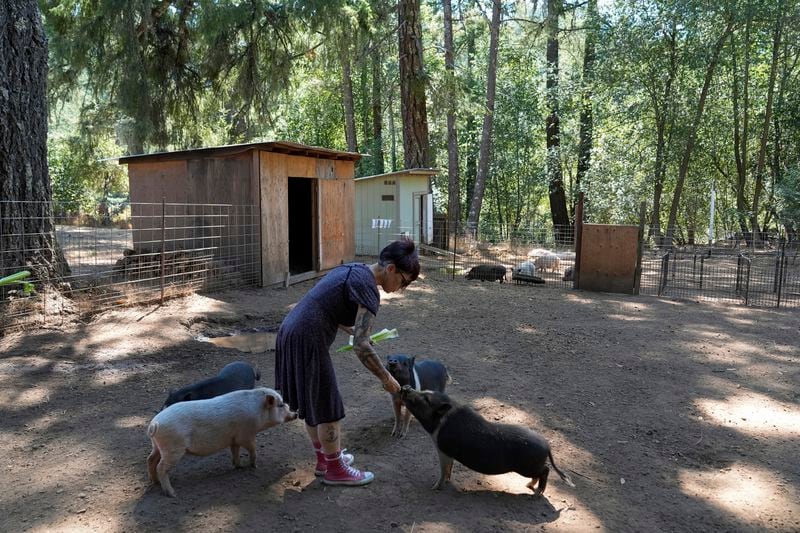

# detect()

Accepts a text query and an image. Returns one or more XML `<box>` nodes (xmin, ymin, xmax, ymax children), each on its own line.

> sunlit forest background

<box><xmin>42</xmin><ymin>0</ymin><xmax>800</xmax><ymax>243</ymax></box>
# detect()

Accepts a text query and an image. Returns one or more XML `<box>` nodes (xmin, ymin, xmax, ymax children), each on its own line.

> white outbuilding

<box><xmin>354</xmin><ymin>168</ymin><xmax>438</xmax><ymax>255</ymax></box>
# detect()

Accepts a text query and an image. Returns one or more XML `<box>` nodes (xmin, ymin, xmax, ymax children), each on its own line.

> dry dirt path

<box><xmin>1</xmin><ymin>276</ymin><xmax>798</xmax><ymax>532</ymax></box>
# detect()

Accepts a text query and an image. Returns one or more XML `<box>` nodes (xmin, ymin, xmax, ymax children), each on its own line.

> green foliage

<box><xmin>776</xmin><ymin>165</ymin><xmax>800</xmax><ymax>229</ymax></box>
<box><xmin>38</xmin><ymin>0</ymin><xmax>800</xmax><ymax>240</ymax></box>
<box><xmin>48</xmin><ymin>132</ymin><xmax>127</xmax><ymax>218</ymax></box>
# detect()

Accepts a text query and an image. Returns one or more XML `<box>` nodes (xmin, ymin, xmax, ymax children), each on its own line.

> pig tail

<box><xmin>379</xmin><ymin>236</ymin><xmax>420</xmax><ymax>282</ymax></box>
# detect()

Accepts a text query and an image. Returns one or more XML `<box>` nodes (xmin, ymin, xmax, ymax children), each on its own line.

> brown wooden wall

<box><xmin>578</xmin><ymin>224</ymin><xmax>639</xmax><ymax>294</ymax></box>
<box><xmin>258</xmin><ymin>152</ymin><xmax>355</xmax><ymax>286</ymax></box>
<box><xmin>125</xmin><ymin>148</ymin><xmax>356</xmax><ymax>287</ymax></box>
<box><xmin>127</xmin><ymin>154</ymin><xmax>259</xmax><ymax>255</ymax></box>
<box><xmin>127</xmin><ymin>154</ymin><xmax>257</xmax><ymax>205</ymax></box>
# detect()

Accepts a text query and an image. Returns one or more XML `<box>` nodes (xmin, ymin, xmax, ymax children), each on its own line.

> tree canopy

<box><xmin>38</xmin><ymin>0</ymin><xmax>800</xmax><ymax>242</ymax></box>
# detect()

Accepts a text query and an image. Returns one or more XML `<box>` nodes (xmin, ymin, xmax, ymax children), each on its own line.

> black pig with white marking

<box><xmin>400</xmin><ymin>386</ymin><xmax>574</xmax><ymax>496</ymax></box>
<box><xmin>385</xmin><ymin>354</ymin><xmax>450</xmax><ymax>437</ymax></box>
<box><xmin>161</xmin><ymin>361</ymin><xmax>260</xmax><ymax>410</ymax></box>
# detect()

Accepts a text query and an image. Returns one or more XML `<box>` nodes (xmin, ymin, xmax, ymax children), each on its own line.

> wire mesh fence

<box><xmin>356</xmin><ymin>217</ymin><xmax>799</xmax><ymax>309</ymax></box>
<box><xmin>638</xmin><ymin>244</ymin><xmax>800</xmax><ymax>308</ymax></box>
<box><xmin>3</xmin><ymin>198</ymin><xmax>797</xmax><ymax>335</ymax></box>
<box><xmin>356</xmin><ymin>219</ymin><xmax>576</xmax><ymax>288</ymax></box>
<box><xmin>1</xmin><ymin>200</ymin><xmax>259</xmax><ymax>332</ymax></box>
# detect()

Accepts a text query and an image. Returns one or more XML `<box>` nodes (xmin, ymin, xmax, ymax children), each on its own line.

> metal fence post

<box><xmin>659</xmin><ymin>252</ymin><xmax>669</xmax><ymax>296</ymax></box>
<box><xmin>573</xmin><ymin>193</ymin><xmax>584</xmax><ymax>290</ymax></box>
<box><xmin>452</xmin><ymin>223</ymin><xmax>457</xmax><ymax>281</ymax></box>
<box><xmin>633</xmin><ymin>201</ymin><xmax>646</xmax><ymax>295</ymax></box>
<box><xmin>744</xmin><ymin>257</ymin><xmax>751</xmax><ymax>306</ymax></box>
<box><xmin>735</xmin><ymin>255</ymin><xmax>742</xmax><ymax>292</ymax></box>
<box><xmin>699</xmin><ymin>256</ymin><xmax>704</xmax><ymax>289</ymax></box>
<box><xmin>160</xmin><ymin>197</ymin><xmax>166</xmax><ymax>304</ymax></box>
<box><xmin>776</xmin><ymin>243</ymin><xmax>785</xmax><ymax>308</ymax></box>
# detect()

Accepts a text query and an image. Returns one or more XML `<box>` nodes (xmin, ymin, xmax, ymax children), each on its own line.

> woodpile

<box><xmin>112</xmin><ymin>248</ymin><xmax>220</xmax><ymax>283</ymax></box>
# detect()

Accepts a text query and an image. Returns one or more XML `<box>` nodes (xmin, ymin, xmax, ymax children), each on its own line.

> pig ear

<box><xmin>182</xmin><ymin>392</ymin><xmax>193</xmax><ymax>402</ymax></box>
<box><xmin>264</xmin><ymin>394</ymin><xmax>276</xmax><ymax>408</ymax></box>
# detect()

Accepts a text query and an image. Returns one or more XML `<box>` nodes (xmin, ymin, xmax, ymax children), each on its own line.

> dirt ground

<box><xmin>1</xmin><ymin>275</ymin><xmax>798</xmax><ymax>532</ymax></box>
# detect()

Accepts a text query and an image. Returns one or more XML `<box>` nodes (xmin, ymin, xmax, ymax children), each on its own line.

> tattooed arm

<box><xmin>338</xmin><ymin>324</ymin><xmax>354</xmax><ymax>335</ymax></box>
<box><xmin>352</xmin><ymin>305</ymin><xmax>401</xmax><ymax>393</ymax></box>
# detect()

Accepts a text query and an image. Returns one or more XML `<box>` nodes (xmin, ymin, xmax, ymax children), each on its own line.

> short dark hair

<box><xmin>379</xmin><ymin>236</ymin><xmax>420</xmax><ymax>284</ymax></box>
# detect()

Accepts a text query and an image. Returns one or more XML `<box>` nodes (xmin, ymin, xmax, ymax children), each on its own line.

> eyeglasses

<box><xmin>398</xmin><ymin>271</ymin><xmax>412</xmax><ymax>288</ymax></box>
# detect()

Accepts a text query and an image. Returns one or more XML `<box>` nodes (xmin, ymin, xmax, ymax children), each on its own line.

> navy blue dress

<box><xmin>275</xmin><ymin>264</ymin><xmax>380</xmax><ymax>426</ymax></box>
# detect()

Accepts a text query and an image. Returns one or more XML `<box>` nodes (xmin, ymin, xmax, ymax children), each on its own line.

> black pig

<box><xmin>161</xmin><ymin>361</ymin><xmax>261</xmax><ymax>410</ymax></box>
<box><xmin>400</xmin><ymin>387</ymin><xmax>574</xmax><ymax>496</ymax></box>
<box><xmin>465</xmin><ymin>264</ymin><xmax>507</xmax><ymax>283</ymax></box>
<box><xmin>385</xmin><ymin>354</ymin><xmax>450</xmax><ymax>437</ymax></box>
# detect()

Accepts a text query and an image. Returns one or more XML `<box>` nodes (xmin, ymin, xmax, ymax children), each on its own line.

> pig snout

<box><xmin>266</xmin><ymin>395</ymin><xmax>297</xmax><ymax>424</ymax></box>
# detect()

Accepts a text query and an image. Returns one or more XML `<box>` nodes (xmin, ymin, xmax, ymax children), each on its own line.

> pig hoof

<box><xmin>163</xmin><ymin>488</ymin><xmax>177</xmax><ymax>498</ymax></box>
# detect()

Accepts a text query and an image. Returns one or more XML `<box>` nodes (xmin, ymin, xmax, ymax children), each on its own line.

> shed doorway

<box><xmin>288</xmin><ymin>177</ymin><xmax>318</xmax><ymax>275</ymax></box>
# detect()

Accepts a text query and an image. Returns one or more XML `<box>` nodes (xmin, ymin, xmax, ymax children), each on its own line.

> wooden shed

<box><xmin>118</xmin><ymin>141</ymin><xmax>361</xmax><ymax>286</ymax></box>
<box><xmin>354</xmin><ymin>168</ymin><xmax>437</xmax><ymax>255</ymax></box>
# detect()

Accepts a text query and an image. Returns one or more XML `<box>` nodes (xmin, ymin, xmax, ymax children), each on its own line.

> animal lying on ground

<box><xmin>465</xmin><ymin>264</ymin><xmax>507</xmax><ymax>283</ymax></box>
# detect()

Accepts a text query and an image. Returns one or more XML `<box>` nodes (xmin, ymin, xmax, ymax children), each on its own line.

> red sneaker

<box><xmin>314</xmin><ymin>448</ymin><xmax>354</xmax><ymax>476</ymax></box>
<box><xmin>322</xmin><ymin>453</ymin><xmax>374</xmax><ymax>486</ymax></box>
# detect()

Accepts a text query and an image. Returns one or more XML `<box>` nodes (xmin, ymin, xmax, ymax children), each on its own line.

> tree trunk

<box><xmin>731</xmin><ymin>31</ymin><xmax>750</xmax><ymax>238</ymax></box>
<box><xmin>741</xmin><ymin>17</ymin><xmax>752</xmax><ymax>241</ymax></box>
<box><xmin>388</xmin><ymin>90</ymin><xmax>398</xmax><ymax>172</ymax></box>
<box><xmin>575</xmin><ymin>0</ymin><xmax>596</xmax><ymax>220</ymax></box>
<box><xmin>359</xmin><ymin>36</ymin><xmax>370</xmax><ymax>173</ymax></box>
<box><xmin>773</xmin><ymin>28</ymin><xmax>793</xmax><ymax>237</ymax></box>
<box><xmin>545</xmin><ymin>0</ymin><xmax>570</xmax><ymax>230</ymax></box>
<box><xmin>649</xmin><ymin>22</ymin><xmax>677</xmax><ymax>241</ymax></box>
<box><xmin>398</xmin><ymin>0</ymin><xmax>431</xmax><ymax>171</ymax></box>
<box><xmin>371</xmin><ymin>46</ymin><xmax>385</xmax><ymax>175</ymax></box>
<box><xmin>665</xmin><ymin>21</ymin><xmax>733</xmax><ymax>245</ymax></box>
<box><xmin>340</xmin><ymin>31</ymin><xmax>358</xmax><ymax>153</ymax></box>
<box><xmin>0</xmin><ymin>0</ymin><xmax>68</xmax><ymax>280</ymax></box>
<box><xmin>463</xmin><ymin>32</ymin><xmax>477</xmax><ymax>226</ymax></box>
<box><xmin>443</xmin><ymin>0</ymin><xmax>461</xmax><ymax>240</ymax></box>
<box><xmin>750</xmin><ymin>3</ymin><xmax>783</xmax><ymax>239</ymax></box>
<box><xmin>466</xmin><ymin>0</ymin><xmax>501</xmax><ymax>230</ymax></box>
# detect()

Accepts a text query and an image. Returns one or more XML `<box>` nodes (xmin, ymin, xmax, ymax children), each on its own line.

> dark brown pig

<box><xmin>400</xmin><ymin>386</ymin><xmax>574</xmax><ymax>496</ymax></box>
<box><xmin>465</xmin><ymin>264</ymin><xmax>507</xmax><ymax>283</ymax></box>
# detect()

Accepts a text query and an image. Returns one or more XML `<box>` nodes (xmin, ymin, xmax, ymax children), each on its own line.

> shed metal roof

<box><xmin>354</xmin><ymin>168</ymin><xmax>439</xmax><ymax>181</ymax></box>
<box><xmin>118</xmin><ymin>141</ymin><xmax>362</xmax><ymax>164</ymax></box>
